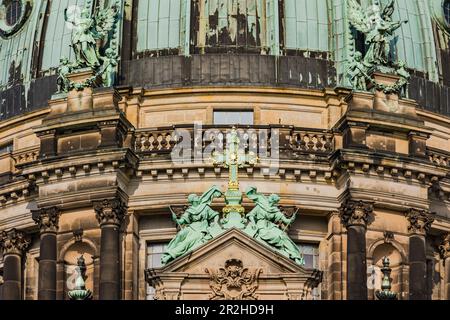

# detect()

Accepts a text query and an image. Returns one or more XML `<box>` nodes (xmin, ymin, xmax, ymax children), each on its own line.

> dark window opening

<box><xmin>444</xmin><ymin>0</ymin><xmax>450</xmax><ymax>25</ymax></box>
<box><xmin>6</xmin><ymin>0</ymin><xmax>22</xmax><ymax>26</ymax></box>
<box><xmin>191</xmin><ymin>0</ymin><xmax>269</xmax><ymax>54</ymax></box>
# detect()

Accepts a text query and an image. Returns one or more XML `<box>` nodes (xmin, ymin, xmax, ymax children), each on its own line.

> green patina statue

<box><xmin>162</xmin><ymin>186</ymin><xmax>224</xmax><ymax>265</ymax></box>
<box><xmin>375</xmin><ymin>257</ymin><xmax>398</xmax><ymax>300</ymax></box>
<box><xmin>58</xmin><ymin>2</ymin><xmax>119</xmax><ymax>92</ymax></box>
<box><xmin>244</xmin><ymin>187</ymin><xmax>305</xmax><ymax>266</ymax></box>
<box><xmin>347</xmin><ymin>0</ymin><xmax>410</xmax><ymax>94</ymax></box>
<box><xmin>347</xmin><ymin>51</ymin><xmax>373</xmax><ymax>91</ymax></box>
<box><xmin>68</xmin><ymin>255</ymin><xmax>93</xmax><ymax>300</ymax></box>
<box><xmin>56</xmin><ymin>58</ymin><xmax>73</xmax><ymax>93</ymax></box>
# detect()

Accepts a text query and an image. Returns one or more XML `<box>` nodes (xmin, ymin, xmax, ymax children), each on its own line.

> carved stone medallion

<box><xmin>206</xmin><ymin>259</ymin><xmax>262</xmax><ymax>300</ymax></box>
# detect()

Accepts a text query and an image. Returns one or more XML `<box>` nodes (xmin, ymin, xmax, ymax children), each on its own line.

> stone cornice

<box><xmin>339</xmin><ymin>200</ymin><xmax>374</xmax><ymax>228</ymax></box>
<box><xmin>93</xmin><ymin>198</ymin><xmax>127</xmax><ymax>227</ymax></box>
<box><xmin>32</xmin><ymin>207</ymin><xmax>60</xmax><ymax>234</ymax></box>
<box><xmin>0</xmin><ymin>229</ymin><xmax>31</xmax><ymax>256</ymax></box>
<box><xmin>405</xmin><ymin>209</ymin><xmax>435</xmax><ymax>236</ymax></box>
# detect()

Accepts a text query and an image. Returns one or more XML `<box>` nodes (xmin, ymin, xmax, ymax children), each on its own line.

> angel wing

<box><xmin>347</xmin><ymin>0</ymin><xmax>371</xmax><ymax>34</ymax></box>
<box><xmin>381</xmin><ymin>0</ymin><xmax>395</xmax><ymax>20</ymax></box>
<box><xmin>94</xmin><ymin>6</ymin><xmax>118</xmax><ymax>37</ymax></box>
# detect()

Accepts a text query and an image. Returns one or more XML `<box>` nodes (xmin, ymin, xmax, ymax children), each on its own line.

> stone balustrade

<box><xmin>134</xmin><ymin>126</ymin><xmax>335</xmax><ymax>158</ymax></box>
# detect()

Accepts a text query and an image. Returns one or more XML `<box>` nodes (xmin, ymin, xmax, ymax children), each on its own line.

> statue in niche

<box><xmin>244</xmin><ymin>187</ymin><xmax>305</xmax><ymax>266</ymax></box>
<box><xmin>348</xmin><ymin>0</ymin><xmax>408</xmax><ymax>67</ymax></box>
<box><xmin>162</xmin><ymin>186</ymin><xmax>224</xmax><ymax>265</ymax></box>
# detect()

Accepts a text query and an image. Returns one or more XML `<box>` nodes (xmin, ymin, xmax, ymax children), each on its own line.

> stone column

<box><xmin>32</xmin><ymin>207</ymin><xmax>60</xmax><ymax>300</ymax></box>
<box><xmin>0</xmin><ymin>229</ymin><xmax>30</xmax><ymax>300</ymax></box>
<box><xmin>93</xmin><ymin>199</ymin><xmax>126</xmax><ymax>300</ymax></box>
<box><xmin>405</xmin><ymin>209</ymin><xmax>434</xmax><ymax>300</ymax></box>
<box><xmin>340</xmin><ymin>200</ymin><xmax>373</xmax><ymax>300</ymax></box>
<box><xmin>439</xmin><ymin>234</ymin><xmax>450</xmax><ymax>300</ymax></box>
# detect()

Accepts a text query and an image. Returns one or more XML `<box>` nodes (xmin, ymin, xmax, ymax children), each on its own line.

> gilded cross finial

<box><xmin>212</xmin><ymin>127</ymin><xmax>258</xmax><ymax>229</ymax></box>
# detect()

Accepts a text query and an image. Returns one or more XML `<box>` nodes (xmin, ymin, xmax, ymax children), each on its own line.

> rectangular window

<box><xmin>297</xmin><ymin>242</ymin><xmax>321</xmax><ymax>300</ymax></box>
<box><xmin>146</xmin><ymin>243</ymin><xmax>169</xmax><ymax>300</ymax></box>
<box><xmin>213</xmin><ymin>110</ymin><xmax>254</xmax><ymax>125</ymax></box>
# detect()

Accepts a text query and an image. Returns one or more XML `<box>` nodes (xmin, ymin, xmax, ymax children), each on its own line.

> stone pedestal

<box><xmin>405</xmin><ymin>209</ymin><xmax>434</xmax><ymax>300</ymax></box>
<box><xmin>340</xmin><ymin>200</ymin><xmax>373</xmax><ymax>300</ymax></box>
<box><xmin>32</xmin><ymin>207</ymin><xmax>60</xmax><ymax>300</ymax></box>
<box><xmin>0</xmin><ymin>229</ymin><xmax>30</xmax><ymax>300</ymax></box>
<box><xmin>93</xmin><ymin>199</ymin><xmax>127</xmax><ymax>300</ymax></box>
<box><xmin>66</xmin><ymin>68</ymin><xmax>102</xmax><ymax>113</ymax></box>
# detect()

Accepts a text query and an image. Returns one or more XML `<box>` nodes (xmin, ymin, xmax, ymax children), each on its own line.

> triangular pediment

<box><xmin>158</xmin><ymin>228</ymin><xmax>311</xmax><ymax>275</ymax></box>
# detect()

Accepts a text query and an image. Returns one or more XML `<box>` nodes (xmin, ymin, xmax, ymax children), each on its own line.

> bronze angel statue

<box><xmin>64</xmin><ymin>5</ymin><xmax>117</xmax><ymax>69</ymax></box>
<box><xmin>348</xmin><ymin>0</ymin><xmax>408</xmax><ymax>66</ymax></box>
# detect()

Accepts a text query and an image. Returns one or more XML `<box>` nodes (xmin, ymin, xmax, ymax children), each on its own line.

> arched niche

<box><xmin>368</xmin><ymin>241</ymin><xmax>406</xmax><ymax>300</ymax></box>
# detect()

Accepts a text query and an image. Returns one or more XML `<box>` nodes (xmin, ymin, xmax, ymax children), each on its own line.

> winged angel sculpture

<box><xmin>348</xmin><ymin>0</ymin><xmax>407</xmax><ymax>66</ymax></box>
<box><xmin>64</xmin><ymin>6</ymin><xmax>117</xmax><ymax>69</ymax></box>
<box><xmin>347</xmin><ymin>0</ymin><xmax>410</xmax><ymax>93</ymax></box>
<box><xmin>58</xmin><ymin>4</ymin><xmax>118</xmax><ymax>91</ymax></box>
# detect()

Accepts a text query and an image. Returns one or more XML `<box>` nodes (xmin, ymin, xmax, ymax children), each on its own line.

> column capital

<box><xmin>405</xmin><ymin>209</ymin><xmax>434</xmax><ymax>236</ymax></box>
<box><xmin>339</xmin><ymin>200</ymin><xmax>373</xmax><ymax>228</ymax></box>
<box><xmin>32</xmin><ymin>207</ymin><xmax>61</xmax><ymax>234</ymax></box>
<box><xmin>439</xmin><ymin>234</ymin><xmax>450</xmax><ymax>260</ymax></box>
<box><xmin>93</xmin><ymin>199</ymin><xmax>127</xmax><ymax>227</ymax></box>
<box><xmin>0</xmin><ymin>229</ymin><xmax>31</xmax><ymax>256</ymax></box>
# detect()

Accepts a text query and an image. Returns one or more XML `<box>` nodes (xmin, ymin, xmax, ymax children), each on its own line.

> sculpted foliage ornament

<box><xmin>93</xmin><ymin>199</ymin><xmax>127</xmax><ymax>226</ymax></box>
<box><xmin>347</xmin><ymin>0</ymin><xmax>410</xmax><ymax>94</ymax></box>
<box><xmin>405</xmin><ymin>208</ymin><xmax>434</xmax><ymax>235</ymax></box>
<box><xmin>0</xmin><ymin>228</ymin><xmax>30</xmax><ymax>255</ymax></box>
<box><xmin>32</xmin><ymin>207</ymin><xmax>60</xmax><ymax>233</ymax></box>
<box><xmin>206</xmin><ymin>259</ymin><xmax>262</xmax><ymax>300</ymax></box>
<box><xmin>439</xmin><ymin>234</ymin><xmax>450</xmax><ymax>260</ymax></box>
<box><xmin>339</xmin><ymin>200</ymin><xmax>374</xmax><ymax>228</ymax></box>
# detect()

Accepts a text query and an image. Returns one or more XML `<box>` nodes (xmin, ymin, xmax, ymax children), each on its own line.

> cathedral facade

<box><xmin>0</xmin><ymin>0</ymin><xmax>450</xmax><ymax>300</ymax></box>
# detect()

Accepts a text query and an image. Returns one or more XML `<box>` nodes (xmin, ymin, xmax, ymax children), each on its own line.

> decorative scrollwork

<box><xmin>206</xmin><ymin>259</ymin><xmax>262</xmax><ymax>300</ymax></box>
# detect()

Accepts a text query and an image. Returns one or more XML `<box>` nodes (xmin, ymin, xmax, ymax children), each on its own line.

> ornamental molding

<box><xmin>0</xmin><ymin>228</ymin><xmax>30</xmax><ymax>256</ymax></box>
<box><xmin>339</xmin><ymin>200</ymin><xmax>374</xmax><ymax>228</ymax></box>
<box><xmin>32</xmin><ymin>207</ymin><xmax>60</xmax><ymax>233</ymax></box>
<box><xmin>206</xmin><ymin>259</ymin><xmax>262</xmax><ymax>300</ymax></box>
<box><xmin>405</xmin><ymin>209</ymin><xmax>435</xmax><ymax>235</ymax></box>
<box><xmin>93</xmin><ymin>198</ymin><xmax>127</xmax><ymax>226</ymax></box>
